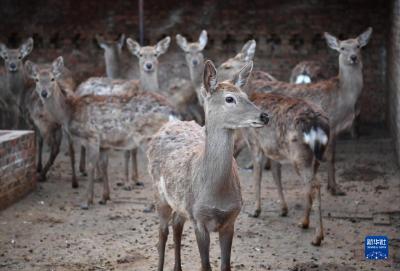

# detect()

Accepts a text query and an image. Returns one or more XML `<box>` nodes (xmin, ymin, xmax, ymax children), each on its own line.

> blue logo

<box><xmin>365</xmin><ymin>236</ymin><xmax>389</xmax><ymax>260</ymax></box>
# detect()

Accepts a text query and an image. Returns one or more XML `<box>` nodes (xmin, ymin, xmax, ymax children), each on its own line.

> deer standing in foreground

<box><xmin>250</xmin><ymin>27</ymin><xmax>372</xmax><ymax>196</ymax></box>
<box><xmin>0</xmin><ymin>38</ymin><xmax>34</xmax><ymax>129</ymax></box>
<box><xmin>242</xmin><ymin>92</ymin><xmax>330</xmax><ymax>246</ymax></box>
<box><xmin>147</xmin><ymin>60</ymin><xmax>269</xmax><ymax>271</ymax></box>
<box><xmin>77</xmin><ymin>34</ymin><xmax>141</xmax><ymax>190</ymax></box>
<box><xmin>27</xmin><ymin>56</ymin><xmax>178</xmax><ymax>209</ymax></box>
<box><xmin>24</xmin><ymin>61</ymin><xmax>78</xmax><ymax>187</ymax></box>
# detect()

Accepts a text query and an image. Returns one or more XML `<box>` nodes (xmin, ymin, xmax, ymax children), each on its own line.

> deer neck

<box><xmin>43</xmin><ymin>84</ymin><xmax>73</xmax><ymax>128</ymax></box>
<box><xmin>140</xmin><ymin>69</ymin><xmax>159</xmax><ymax>91</ymax></box>
<box><xmin>338</xmin><ymin>60</ymin><xmax>363</xmax><ymax>103</ymax></box>
<box><xmin>6</xmin><ymin>69</ymin><xmax>25</xmax><ymax>94</ymax></box>
<box><xmin>104</xmin><ymin>50</ymin><xmax>122</xmax><ymax>79</ymax></box>
<box><xmin>201</xmin><ymin>119</ymin><xmax>235</xmax><ymax>191</ymax></box>
<box><xmin>189</xmin><ymin>62</ymin><xmax>204</xmax><ymax>92</ymax></box>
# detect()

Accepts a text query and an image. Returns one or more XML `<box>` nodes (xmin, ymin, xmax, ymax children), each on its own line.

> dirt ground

<box><xmin>0</xmin><ymin>128</ymin><xmax>399</xmax><ymax>271</ymax></box>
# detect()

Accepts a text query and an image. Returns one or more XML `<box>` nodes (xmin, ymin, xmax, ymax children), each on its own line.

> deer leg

<box><xmin>79</xmin><ymin>146</ymin><xmax>87</xmax><ymax>176</ymax></box>
<box><xmin>98</xmin><ymin>150</ymin><xmax>110</xmax><ymax>204</ymax></box>
<box><xmin>36</xmin><ymin>133</ymin><xmax>43</xmax><ymax>173</ymax></box>
<box><xmin>81</xmin><ymin>144</ymin><xmax>99</xmax><ymax>210</ymax></box>
<box><xmin>172</xmin><ymin>214</ymin><xmax>185</xmax><ymax>271</ymax></box>
<box><xmin>311</xmin><ymin>177</ymin><xmax>324</xmax><ymax>246</ymax></box>
<box><xmin>131</xmin><ymin>148</ymin><xmax>142</xmax><ymax>187</ymax></box>
<box><xmin>250</xmin><ymin>145</ymin><xmax>264</xmax><ymax>218</ymax></box>
<box><xmin>219</xmin><ymin>224</ymin><xmax>234</xmax><ymax>271</ymax></box>
<box><xmin>157</xmin><ymin>204</ymin><xmax>172</xmax><ymax>271</ymax></box>
<box><xmin>326</xmin><ymin>137</ymin><xmax>346</xmax><ymax>196</ymax></box>
<box><xmin>67</xmin><ymin>135</ymin><xmax>78</xmax><ymax>188</ymax></box>
<box><xmin>194</xmin><ymin>224</ymin><xmax>211</xmax><ymax>271</ymax></box>
<box><xmin>39</xmin><ymin>128</ymin><xmax>61</xmax><ymax>182</ymax></box>
<box><xmin>123</xmin><ymin>150</ymin><xmax>133</xmax><ymax>190</ymax></box>
<box><xmin>271</xmin><ymin>160</ymin><xmax>288</xmax><ymax>216</ymax></box>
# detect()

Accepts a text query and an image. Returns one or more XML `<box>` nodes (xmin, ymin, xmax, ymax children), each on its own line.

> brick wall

<box><xmin>388</xmin><ymin>0</ymin><xmax>400</xmax><ymax>165</ymax></box>
<box><xmin>0</xmin><ymin>0</ymin><xmax>389</xmax><ymax>124</ymax></box>
<box><xmin>0</xmin><ymin>130</ymin><xmax>36</xmax><ymax>210</ymax></box>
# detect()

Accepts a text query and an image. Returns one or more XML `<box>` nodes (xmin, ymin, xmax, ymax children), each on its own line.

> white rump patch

<box><xmin>169</xmin><ymin>115</ymin><xmax>179</xmax><ymax>121</ymax></box>
<box><xmin>295</xmin><ymin>75</ymin><xmax>312</xmax><ymax>84</ymax></box>
<box><xmin>303</xmin><ymin>127</ymin><xmax>328</xmax><ymax>150</ymax></box>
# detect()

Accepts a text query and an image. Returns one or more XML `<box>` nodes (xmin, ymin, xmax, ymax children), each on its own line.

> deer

<box><xmin>176</xmin><ymin>30</ymin><xmax>207</xmax><ymax>105</ymax></box>
<box><xmin>24</xmin><ymin>61</ymin><xmax>78</xmax><ymax>187</ymax></box>
<box><xmin>0</xmin><ymin>37</ymin><xmax>34</xmax><ymax>129</ymax></box>
<box><xmin>147</xmin><ymin>60</ymin><xmax>269</xmax><ymax>271</ymax></box>
<box><xmin>26</xmin><ymin>56</ymin><xmax>179</xmax><ymax>209</ymax></box>
<box><xmin>126</xmin><ymin>36</ymin><xmax>203</xmax><ymax>123</ymax></box>
<box><xmin>241</xmin><ymin>92</ymin><xmax>330</xmax><ymax>246</ymax></box>
<box><xmin>247</xmin><ymin>27</ymin><xmax>372</xmax><ymax>196</ymax></box>
<box><xmin>77</xmin><ymin>33</ymin><xmax>142</xmax><ymax>191</ymax></box>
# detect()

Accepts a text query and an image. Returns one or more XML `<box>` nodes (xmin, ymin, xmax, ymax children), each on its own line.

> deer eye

<box><xmin>4</xmin><ymin>56</ymin><xmax>8</xmax><ymax>60</ymax></box>
<box><xmin>340</xmin><ymin>47</ymin><xmax>345</xmax><ymax>51</ymax></box>
<box><xmin>35</xmin><ymin>78</ymin><xmax>39</xmax><ymax>82</ymax></box>
<box><xmin>357</xmin><ymin>45</ymin><xmax>360</xmax><ymax>49</ymax></box>
<box><xmin>51</xmin><ymin>78</ymin><xmax>55</xmax><ymax>82</ymax></box>
<box><xmin>225</xmin><ymin>96</ymin><xmax>235</xmax><ymax>104</ymax></box>
<box><xmin>139</xmin><ymin>54</ymin><xmax>143</xmax><ymax>57</ymax></box>
<box><xmin>18</xmin><ymin>56</ymin><xmax>22</xmax><ymax>60</ymax></box>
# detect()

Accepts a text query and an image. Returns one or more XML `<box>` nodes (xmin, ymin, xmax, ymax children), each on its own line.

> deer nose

<box><xmin>260</xmin><ymin>112</ymin><xmax>269</xmax><ymax>125</ymax></box>
<box><xmin>145</xmin><ymin>63</ymin><xmax>153</xmax><ymax>70</ymax></box>
<box><xmin>350</xmin><ymin>55</ymin><xmax>357</xmax><ymax>62</ymax></box>
<box><xmin>192</xmin><ymin>59</ymin><xmax>198</xmax><ymax>66</ymax></box>
<box><xmin>9</xmin><ymin>63</ymin><xmax>17</xmax><ymax>70</ymax></box>
<box><xmin>41</xmin><ymin>90</ymin><xmax>48</xmax><ymax>98</ymax></box>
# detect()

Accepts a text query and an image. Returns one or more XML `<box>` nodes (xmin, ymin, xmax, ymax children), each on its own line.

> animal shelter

<box><xmin>0</xmin><ymin>0</ymin><xmax>399</xmax><ymax>270</ymax></box>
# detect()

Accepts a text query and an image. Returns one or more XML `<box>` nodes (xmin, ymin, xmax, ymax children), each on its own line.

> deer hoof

<box><xmin>143</xmin><ymin>204</ymin><xmax>155</xmax><ymax>213</ymax></box>
<box><xmin>249</xmin><ymin>209</ymin><xmax>261</xmax><ymax>218</ymax></box>
<box><xmin>298</xmin><ymin>220</ymin><xmax>309</xmax><ymax>229</ymax></box>
<box><xmin>328</xmin><ymin>184</ymin><xmax>346</xmax><ymax>196</ymax></box>
<box><xmin>311</xmin><ymin>235</ymin><xmax>324</xmax><ymax>246</ymax></box>
<box><xmin>36</xmin><ymin>173</ymin><xmax>46</xmax><ymax>182</ymax></box>
<box><xmin>135</xmin><ymin>181</ymin><xmax>144</xmax><ymax>187</ymax></box>
<box><xmin>71</xmin><ymin>180</ymin><xmax>79</xmax><ymax>189</ymax></box>
<box><xmin>280</xmin><ymin>207</ymin><xmax>288</xmax><ymax>217</ymax></box>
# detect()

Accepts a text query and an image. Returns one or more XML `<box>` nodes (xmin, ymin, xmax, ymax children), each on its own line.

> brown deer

<box><xmin>147</xmin><ymin>60</ymin><xmax>269</xmax><ymax>271</ymax></box>
<box><xmin>24</xmin><ymin>61</ymin><xmax>78</xmax><ymax>187</ymax></box>
<box><xmin>27</xmin><ymin>56</ymin><xmax>179</xmax><ymax>209</ymax></box>
<box><xmin>0</xmin><ymin>38</ymin><xmax>34</xmax><ymax>129</ymax></box>
<box><xmin>242</xmin><ymin>92</ymin><xmax>330</xmax><ymax>246</ymax></box>
<box><xmin>248</xmin><ymin>27</ymin><xmax>372</xmax><ymax>195</ymax></box>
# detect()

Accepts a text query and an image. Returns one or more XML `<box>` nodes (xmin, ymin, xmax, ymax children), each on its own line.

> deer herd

<box><xmin>0</xmin><ymin>26</ymin><xmax>372</xmax><ymax>270</ymax></box>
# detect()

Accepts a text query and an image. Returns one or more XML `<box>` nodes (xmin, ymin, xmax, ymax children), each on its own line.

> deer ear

<box><xmin>324</xmin><ymin>32</ymin><xmax>340</xmax><ymax>51</ymax></box>
<box><xmin>203</xmin><ymin>60</ymin><xmax>218</xmax><ymax>95</ymax></box>
<box><xmin>358</xmin><ymin>27</ymin><xmax>372</xmax><ymax>48</ymax></box>
<box><xmin>52</xmin><ymin>56</ymin><xmax>64</xmax><ymax>79</ymax></box>
<box><xmin>118</xmin><ymin>33</ymin><xmax>125</xmax><ymax>49</ymax></box>
<box><xmin>0</xmin><ymin>43</ymin><xmax>7</xmax><ymax>59</ymax></box>
<box><xmin>198</xmin><ymin>30</ymin><xmax>208</xmax><ymax>50</ymax></box>
<box><xmin>126</xmin><ymin>38</ymin><xmax>141</xmax><ymax>57</ymax></box>
<box><xmin>176</xmin><ymin>34</ymin><xmax>188</xmax><ymax>51</ymax></box>
<box><xmin>232</xmin><ymin>61</ymin><xmax>253</xmax><ymax>89</ymax></box>
<box><xmin>156</xmin><ymin>36</ymin><xmax>171</xmax><ymax>56</ymax></box>
<box><xmin>24</xmin><ymin>60</ymin><xmax>38</xmax><ymax>79</ymax></box>
<box><xmin>20</xmin><ymin>37</ymin><xmax>34</xmax><ymax>58</ymax></box>
<box><xmin>241</xmin><ymin>40</ymin><xmax>256</xmax><ymax>61</ymax></box>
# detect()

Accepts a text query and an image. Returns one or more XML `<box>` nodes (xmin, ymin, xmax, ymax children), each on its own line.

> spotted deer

<box><xmin>0</xmin><ymin>38</ymin><xmax>34</xmax><ymax>129</ymax></box>
<box><xmin>24</xmin><ymin>60</ymin><xmax>78</xmax><ymax>187</ymax></box>
<box><xmin>249</xmin><ymin>27</ymin><xmax>372</xmax><ymax>195</ymax></box>
<box><xmin>77</xmin><ymin>33</ymin><xmax>141</xmax><ymax>191</ymax></box>
<box><xmin>147</xmin><ymin>60</ymin><xmax>269</xmax><ymax>271</ymax></box>
<box><xmin>27</xmin><ymin>56</ymin><xmax>179</xmax><ymax>209</ymax></box>
<box><xmin>242</xmin><ymin>92</ymin><xmax>330</xmax><ymax>246</ymax></box>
